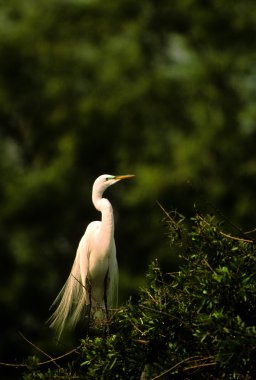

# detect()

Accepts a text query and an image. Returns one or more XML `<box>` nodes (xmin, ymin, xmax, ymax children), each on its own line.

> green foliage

<box><xmin>23</xmin><ymin>211</ymin><xmax>256</xmax><ymax>379</ymax></box>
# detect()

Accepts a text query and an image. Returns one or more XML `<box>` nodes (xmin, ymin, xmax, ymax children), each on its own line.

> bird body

<box><xmin>48</xmin><ymin>174</ymin><xmax>134</xmax><ymax>338</ymax></box>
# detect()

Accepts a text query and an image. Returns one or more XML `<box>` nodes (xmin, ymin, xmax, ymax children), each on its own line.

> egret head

<box><xmin>93</xmin><ymin>174</ymin><xmax>134</xmax><ymax>192</ymax></box>
<box><xmin>92</xmin><ymin>174</ymin><xmax>134</xmax><ymax>205</ymax></box>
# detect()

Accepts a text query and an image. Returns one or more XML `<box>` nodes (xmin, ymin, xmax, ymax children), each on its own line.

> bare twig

<box><xmin>139</xmin><ymin>304</ymin><xmax>189</xmax><ymax>327</ymax></box>
<box><xmin>244</xmin><ymin>227</ymin><xmax>256</xmax><ymax>235</ymax></box>
<box><xmin>184</xmin><ymin>360</ymin><xmax>216</xmax><ymax>371</ymax></box>
<box><xmin>152</xmin><ymin>355</ymin><xmax>215</xmax><ymax>379</ymax></box>
<box><xmin>128</xmin><ymin>316</ymin><xmax>144</xmax><ymax>335</ymax></box>
<box><xmin>201</xmin><ymin>259</ymin><xmax>217</xmax><ymax>275</ymax></box>
<box><xmin>197</xmin><ymin>214</ymin><xmax>254</xmax><ymax>244</ymax></box>
<box><xmin>19</xmin><ymin>332</ymin><xmax>60</xmax><ymax>368</ymax></box>
<box><xmin>156</xmin><ymin>200</ymin><xmax>174</xmax><ymax>222</ymax></box>
<box><xmin>36</xmin><ymin>345</ymin><xmax>81</xmax><ymax>366</ymax></box>
<box><xmin>219</xmin><ymin>231</ymin><xmax>253</xmax><ymax>244</ymax></box>
<box><xmin>143</xmin><ymin>289</ymin><xmax>157</xmax><ymax>304</ymax></box>
<box><xmin>0</xmin><ymin>333</ymin><xmax>81</xmax><ymax>369</ymax></box>
<box><xmin>0</xmin><ymin>361</ymin><xmax>25</xmax><ymax>368</ymax></box>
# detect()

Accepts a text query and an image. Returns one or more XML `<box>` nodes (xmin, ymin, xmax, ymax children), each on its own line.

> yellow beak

<box><xmin>115</xmin><ymin>174</ymin><xmax>135</xmax><ymax>181</ymax></box>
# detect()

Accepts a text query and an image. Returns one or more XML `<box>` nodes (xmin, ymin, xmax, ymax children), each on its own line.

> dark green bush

<box><xmin>23</xmin><ymin>211</ymin><xmax>256</xmax><ymax>379</ymax></box>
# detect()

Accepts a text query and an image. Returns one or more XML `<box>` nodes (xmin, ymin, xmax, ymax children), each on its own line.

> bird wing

<box><xmin>107</xmin><ymin>241</ymin><xmax>119</xmax><ymax>309</ymax></box>
<box><xmin>48</xmin><ymin>225</ymin><xmax>93</xmax><ymax>339</ymax></box>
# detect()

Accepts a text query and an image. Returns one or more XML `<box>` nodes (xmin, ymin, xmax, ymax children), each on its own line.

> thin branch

<box><xmin>0</xmin><ymin>334</ymin><xmax>81</xmax><ymax>369</ymax></box>
<box><xmin>244</xmin><ymin>227</ymin><xmax>256</xmax><ymax>235</ymax></box>
<box><xmin>203</xmin><ymin>202</ymin><xmax>254</xmax><ymax>242</ymax></box>
<box><xmin>139</xmin><ymin>304</ymin><xmax>189</xmax><ymax>327</ymax></box>
<box><xmin>19</xmin><ymin>332</ymin><xmax>60</xmax><ymax>368</ymax></box>
<box><xmin>201</xmin><ymin>259</ymin><xmax>217</xmax><ymax>275</ymax></box>
<box><xmin>156</xmin><ymin>200</ymin><xmax>174</xmax><ymax>222</ymax></box>
<box><xmin>197</xmin><ymin>214</ymin><xmax>254</xmax><ymax>244</ymax></box>
<box><xmin>151</xmin><ymin>356</ymin><xmax>215</xmax><ymax>380</ymax></box>
<box><xmin>0</xmin><ymin>361</ymin><xmax>25</xmax><ymax>368</ymax></box>
<box><xmin>37</xmin><ymin>345</ymin><xmax>81</xmax><ymax>366</ymax></box>
<box><xmin>151</xmin><ymin>356</ymin><xmax>201</xmax><ymax>380</ymax></box>
<box><xmin>143</xmin><ymin>289</ymin><xmax>157</xmax><ymax>304</ymax></box>
<box><xmin>128</xmin><ymin>316</ymin><xmax>144</xmax><ymax>335</ymax></box>
<box><xmin>219</xmin><ymin>230</ymin><xmax>253</xmax><ymax>244</ymax></box>
<box><xmin>184</xmin><ymin>360</ymin><xmax>216</xmax><ymax>371</ymax></box>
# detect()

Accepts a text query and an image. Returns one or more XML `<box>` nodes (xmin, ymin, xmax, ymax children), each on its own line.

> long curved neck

<box><xmin>92</xmin><ymin>191</ymin><xmax>114</xmax><ymax>238</ymax></box>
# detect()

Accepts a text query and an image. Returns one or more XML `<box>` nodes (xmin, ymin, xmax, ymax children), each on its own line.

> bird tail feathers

<box><xmin>47</xmin><ymin>255</ymin><xmax>87</xmax><ymax>340</ymax></box>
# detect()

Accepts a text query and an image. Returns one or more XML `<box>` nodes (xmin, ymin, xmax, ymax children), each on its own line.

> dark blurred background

<box><xmin>1</xmin><ymin>0</ymin><xmax>256</xmax><ymax>378</ymax></box>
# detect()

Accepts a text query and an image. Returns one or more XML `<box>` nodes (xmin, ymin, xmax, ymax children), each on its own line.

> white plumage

<box><xmin>48</xmin><ymin>174</ymin><xmax>134</xmax><ymax>338</ymax></box>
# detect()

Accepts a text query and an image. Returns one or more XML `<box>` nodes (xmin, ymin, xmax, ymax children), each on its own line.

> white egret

<box><xmin>48</xmin><ymin>174</ymin><xmax>134</xmax><ymax>338</ymax></box>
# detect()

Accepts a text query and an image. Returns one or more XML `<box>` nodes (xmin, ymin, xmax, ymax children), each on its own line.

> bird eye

<box><xmin>105</xmin><ymin>176</ymin><xmax>115</xmax><ymax>182</ymax></box>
